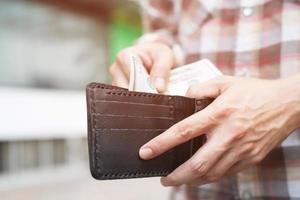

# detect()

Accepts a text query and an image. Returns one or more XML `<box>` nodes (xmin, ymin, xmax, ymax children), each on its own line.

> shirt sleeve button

<box><xmin>242</xmin><ymin>7</ymin><xmax>253</xmax><ymax>17</ymax></box>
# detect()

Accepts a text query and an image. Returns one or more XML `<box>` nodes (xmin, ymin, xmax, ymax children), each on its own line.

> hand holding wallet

<box><xmin>86</xmin><ymin>83</ymin><xmax>213</xmax><ymax>180</ymax></box>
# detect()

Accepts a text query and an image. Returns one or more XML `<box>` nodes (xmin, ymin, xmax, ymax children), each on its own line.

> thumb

<box><xmin>186</xmin><ymin>76</ymin><xmax>230</xmax><ymax>99</ymax></box>
<box><xmin>149</xmin><ymin>47</ymin><xmax>175</xmax><ymax>93</ymax></box>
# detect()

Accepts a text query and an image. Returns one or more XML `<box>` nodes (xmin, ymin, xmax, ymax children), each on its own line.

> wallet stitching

<box><xmin>89</xmin><ymin>88</ymin><xmax>96</xmax><ymax>171</ymax></box>
<box><xmin>89</xmin><ymin>83</ymin><xmax>172</xmax><ymax>100</ymax></box>
<box><xmin>106</xmin><ymin>91</ymin><xmax>164</xmax><ymax>99</ymax></box>
<box><xmin>90</xmin><ymin>82</ymin><xmax>211</xmax><ymax>104</ymax></box>
<box><xmin>90</xmin><ymin>84</ymin><xmax>172</xmax><ymax>178</ymax></box>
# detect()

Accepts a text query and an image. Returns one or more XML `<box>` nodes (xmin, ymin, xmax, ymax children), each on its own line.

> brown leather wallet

<box><xmin>86</xmin><ymin>82</ymin><xmax>213</xmax><ymax>180</ymax></box>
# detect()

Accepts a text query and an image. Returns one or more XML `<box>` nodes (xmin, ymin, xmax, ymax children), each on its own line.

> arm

<box><xmin>139</xmin><ymin>74</ymin><xmax>300</xmax><ymax>186</ymax></box>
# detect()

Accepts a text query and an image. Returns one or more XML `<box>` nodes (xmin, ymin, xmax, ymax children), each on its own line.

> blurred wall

<box><xmin>0</xmin><ymin>0</ymin><xmax>108</xmax><ymax>89</ymax></box>
<box><xmin>0</xmin><ymin>0</ymin><xmax>142</xmax><ymax>173</ymax></box>
<box><xmin>0</xmin><ymin>1</ymin><xmax>173</xmax><ymax>199</ymax></box>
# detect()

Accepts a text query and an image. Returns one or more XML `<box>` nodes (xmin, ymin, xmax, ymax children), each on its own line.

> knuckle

<box><xmin>250</xmin><ymin>152</ymin><xmax>264</xmax><ymax>164</ymax></box>
<box><xmin>239</xmin><ymin>142</ymin><xmax>255</xmax><ymax>155</ymax></box>
<box><xmin>206</xmin><ymin>114</ymin><xmax>219</xmax><ymax>126</ymax></box>
<box><xmin>249</xmin><ymin>147</ymin><xmax>260</xmax><ymax>158</ymax></box>
<box><xmin>156</xmin><ymin>43</ymin><xmax>171</xmax><ymax>52</ymax></box>
<box><xmin>205</xmin><ymin>173</ymin><xmax>220</xmax><ymax>182</ymax></box>
<box><xmin>213</xmin><ymin>144</ymin><xmax>228</xmax><ymax>155</ymax></box>
<box><xmin>216</xmin><ymin>104</ymin><xmax>235</xmax><ymax>118</ymax></box>
<box><xmin>231</xmin><ymin>120</ymin><xmax>250</xmax><ymax>140</ymax></box>
<box><xmin>173</xmin><ymin>123</ymin><xmax>194</xmax><ymax>141</ymax></box>
<box><xmin>116</xmin><ymin>48</ymin><xmax>131</xmax><ymax>61</ymax></box>
<box><xmin>189</xmin><ymin>160</ymin><xmax>209</xmax><ymax>177</ymax></box>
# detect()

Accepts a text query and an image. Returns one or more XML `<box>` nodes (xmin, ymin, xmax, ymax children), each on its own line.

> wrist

<box><xmin>280</xmin><ymin>74</ymin><xmax>300</xmax><ymax>131</ymax></box>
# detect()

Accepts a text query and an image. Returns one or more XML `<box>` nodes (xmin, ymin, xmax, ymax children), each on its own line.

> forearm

<box><xmin>281</xmin><ymin>73</ymin><xmax>300</xmax><ymax>131</ymax></box>
<box><xmin>292</xmin><ymin>73</ymin><xmax>300</xmax><ymax>127</ymax></box>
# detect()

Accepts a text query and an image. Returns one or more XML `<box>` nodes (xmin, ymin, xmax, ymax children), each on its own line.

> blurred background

<box><xmin>0</xmin><ymin>0</ymin><xmax>171</xmax><ymax>199</ymax></box>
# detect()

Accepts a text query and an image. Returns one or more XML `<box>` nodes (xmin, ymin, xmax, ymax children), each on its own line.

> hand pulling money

<box><xmin>129</xmin><ymin>54</ymin><xmax>222</xmax><ymax>96</ymax></box>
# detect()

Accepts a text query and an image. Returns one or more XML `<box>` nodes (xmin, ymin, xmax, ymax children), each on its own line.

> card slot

<box><xmin>93</xmin><ymin>115</ymin><xmax>174</xmax><ymax>129</ymax></box>
<box><xmin>92</xmin><ymin>129</ymin><xmax>176</xmax><ymax>177</ymax></box>
<box><xmin>93</xmin><ymin>128</ymin><xmax>166</xmax><ymax>131</ymax></box>
<box><xmin>93</xmin><ymin>100</ymin><xmax>172</xmax><ymax>108</ymax></box>
<box><xmin>92</xmin><ymin>113</ymin><xmax>173</xmax><ymax>120</ymax></box>
<box><xmin>92</xmin><ymin>100</ymin><xmax>172</xmax><ymax>118</ymax></box>
<box><xmin>95</xmin><ymin>129</ymin><xmax>164</xmax><ymax>134</ymax></box>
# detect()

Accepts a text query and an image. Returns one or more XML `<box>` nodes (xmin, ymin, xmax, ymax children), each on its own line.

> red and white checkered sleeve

<box><xmin>136</xmin><ymin>0</ymin><xmax>185</xmax><ymax>66</ymax></box>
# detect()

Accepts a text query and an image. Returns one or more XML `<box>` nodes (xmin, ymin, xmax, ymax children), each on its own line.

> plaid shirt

<box><xmin>137</xmin><ymin>0</ymin><xmax>300</xmax><ymax>199</ymax></box>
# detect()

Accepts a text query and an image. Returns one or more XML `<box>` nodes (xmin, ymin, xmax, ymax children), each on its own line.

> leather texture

<box><xmin>86</xmin><ymin>82</ymin><xmax>213</xmax><ymax>180</ymax></box>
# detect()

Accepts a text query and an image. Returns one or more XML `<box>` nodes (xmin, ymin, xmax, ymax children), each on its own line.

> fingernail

<box><xmin>139</xmin><ymin>147</ymin><xmax>153</xmax><ymax>159</ymax></box>
<box><xmin>154</xmin><ymin>77</ymin><xmax>166</xmax><ymax>92</ymax></box>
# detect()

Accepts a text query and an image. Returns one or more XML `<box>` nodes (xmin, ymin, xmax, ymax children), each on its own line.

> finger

<box><xmin>110</xmin><ymin>64</ymin><xmax>129</xmax><ymax>88</ymax></box>
<box><xmin>137</xmin><ymin>51</ymin><xmax>153</xmax><ymax>70</ymax></box>
<box><xmin>115</xmin><ymin>48</ymin><xmax>136</xmax><ymax>79</ymax></box>
<box><xmin>139</xmin><ymin>105</ymin><xmax>217</xmax><ymax>160</ymax></box>
<box><xmin>227</xmin><ymin>160</ymin><xmax>250</xmax><ymax>175</ymax></box>
<box><xmin>148</xmin><ymin>48</ymin><xmax>175</xmax><ymax>93</ymax></box>
<box><xmin>201</xmin><ymin>150</ymin><xmax>239</xmax><ymax>184</ymax></box>
<box><xmin>204</xmin><ymin>140</ymin><xmax>255</xmax><ymax>181</ymax></box>
<box><xmin>161</xmin><ymin>137</ymin><xmax>228</xmax><ymax>186</ymax></box>
<box><xmin>186</xmin><ymin>76</ymin><xmax>231</xmax><ymax>99</ymax></box>
<box><xmin>116</xmin><ymin>48</ymin><xmax>154</xmax><ymax>80</ymax></box>
<box><xmin>160</xmin><ymin>126</ymin><xmax>255</xmax><ymax>186</ymax></box>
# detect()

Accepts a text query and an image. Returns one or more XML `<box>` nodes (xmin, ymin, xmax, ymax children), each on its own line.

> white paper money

<box><xmin>129</xmin><ymin>55</ymin><xmax>157</xmax><ymax>93</ymax></box>
<box><xmin>129</xmin><ymin>54</ymin><xmax>222</xmax><ymax>96</ymax></box>
<box><xmin>167</xmin><ymin>59</ymin><xmax>222</xmax><ymax>96</ymax></box>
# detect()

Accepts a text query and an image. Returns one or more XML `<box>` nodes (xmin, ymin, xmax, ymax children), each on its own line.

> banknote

<box><xmin>129</xmin><ymin>54</ymin><xmax>222</xmax><ymax>96</ymax></box>
<box><xmin>167</xmin><ymin>59</ymin><xmax>222</xmax><ymax>95</ymax></box>
<box><xmin>129</xmin><ymin>55</ymin><xmax>157</xmax><ymax>93</ymax></box>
